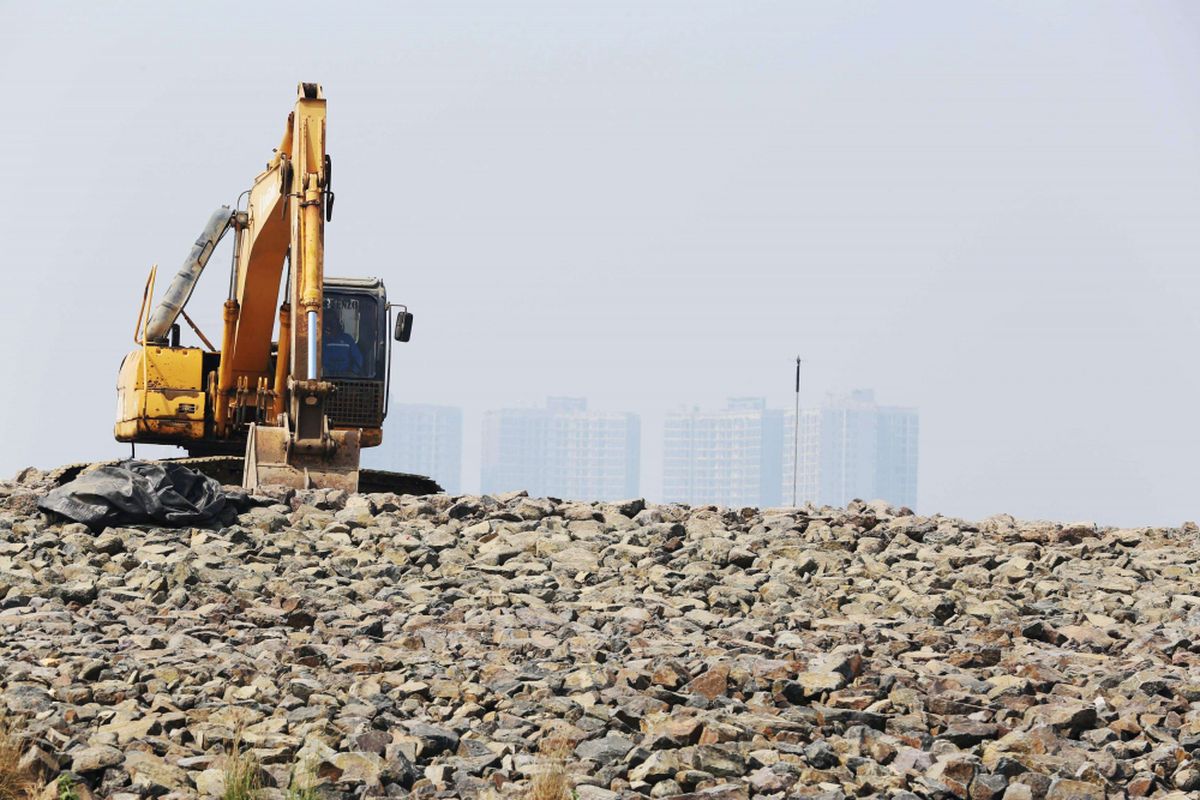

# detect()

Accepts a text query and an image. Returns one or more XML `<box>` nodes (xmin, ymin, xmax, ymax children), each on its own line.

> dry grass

<box><xmin>284</xmin><ymin>759</ymin><xmax>320</xmax><ymax>800</ymax></box>
<box><xmin>0</xmin><ymin>715</ymin><xmax>35</xmax><ymax>800</ymax></box>
<box><xmin>221</xmin><ymin>730</ymin><xmax>263</xmax><ymax>800</ymax></box>
<box><xmin>524</xmin><ymin>737</ymin><xmax>575</xmax><ymax>800</ymax></box>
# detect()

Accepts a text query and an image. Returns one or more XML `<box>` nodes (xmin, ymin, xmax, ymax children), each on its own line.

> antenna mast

<box><xmin>792</xmin><ymin>356</ymin><xmax>801</xmax><ymax>507</ymax></box>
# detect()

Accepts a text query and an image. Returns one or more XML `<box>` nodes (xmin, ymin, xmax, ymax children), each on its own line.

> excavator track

<box><xmin>49</xmin><ymin>457</ymin><xmax>442</xmax><ymax>496</ymax></box>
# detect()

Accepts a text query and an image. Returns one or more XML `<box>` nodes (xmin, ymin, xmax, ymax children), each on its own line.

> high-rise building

<box><xmin>367</xmin><ymin>404</ymin><xmax>463</xmax><ymax>494</ymax></box>
<box><xmin>783</xmin><ymin>390</ymin><xmax>918</xmax><ymax>509</ymax></box>
<box><xmin>873</xmin><ymin>402</ymin><xmax>920</xmax><ymax>509</ymax></box>
<box><xmin>663</xmin><ymin>398</ymin><xmax>784</xmax><ymax>508</ymax></box>
<box><xmin>481</xmin><ymin>397</ymin><xmax>640</xmax><ymax>500</ymax></box>
<box><xmin>481</xmin><ymin>408</ymin><xmax>548</xmax><ymax>498</ymax></box>
<box><xmin>781</xmin><ymin>407</ymin><xmax>821</xmax><ymax>507</ymax></box>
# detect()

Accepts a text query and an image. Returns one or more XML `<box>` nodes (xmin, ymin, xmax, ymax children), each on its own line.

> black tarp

<box><xmin>38</xmin><ymin>460</ymin><xmax>227</xmax><ymax>529</ymax></box>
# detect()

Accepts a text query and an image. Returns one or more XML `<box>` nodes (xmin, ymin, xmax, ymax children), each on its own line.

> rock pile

<box><xmin>2</xmin><ymin>466</ymin><xmax>1200</xmax><ymax>799</ymax></box>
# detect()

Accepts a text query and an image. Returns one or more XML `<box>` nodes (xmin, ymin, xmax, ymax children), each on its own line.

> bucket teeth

<box><xmin>244</xmin><ymin>421</ymin><xmax>361</xmax><ymax>492</ymax></box>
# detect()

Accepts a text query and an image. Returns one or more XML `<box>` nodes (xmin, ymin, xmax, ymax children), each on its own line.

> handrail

<box><xmin>137</xmin><ymin>265</ymin><xmax>158</xmax><ymax>423</ymax></box>
<box><xmin>133</xmin><ymin>264</ymin><xmax>158</xmax><ymax>345</ymax></box>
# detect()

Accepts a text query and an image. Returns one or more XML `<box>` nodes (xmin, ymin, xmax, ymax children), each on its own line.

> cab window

<box><xmin>322</xmin><ymin>294</ymin><xmax>379</xmax><ymax>378</ymax></box>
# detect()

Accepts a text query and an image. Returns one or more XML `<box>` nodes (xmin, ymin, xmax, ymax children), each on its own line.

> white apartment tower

<box><xmin>481</xmin><ymin>397</ymin><xmax>640</xmax><ymax>500</ymax></box>
<box><xmin>663</xmin><ymin>398</ymin><xmax>784</xmax><ymax>508</ymax></box>
<box><xmin>782</xmin><ymin>407</ymin><xmax>821</xmax><ymax>507</ymax></box>
<box><xmin>368</xmin><ymin>404</ymin><xmax>463</xmax><ymax>494</ymax></box>
<box><xmin>783</xmin><ymin>390</ymin><xmax>918</xmax><ymax>510</ymax></box>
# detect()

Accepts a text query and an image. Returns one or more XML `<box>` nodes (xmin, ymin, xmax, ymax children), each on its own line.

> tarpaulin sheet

<box><xmin>38</xmin><ymin>460</ymin><xmax>227</xmax><ymax>529</ymax></box>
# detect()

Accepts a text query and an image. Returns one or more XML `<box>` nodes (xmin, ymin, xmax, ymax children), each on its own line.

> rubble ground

<box><xmin>2</xmin><ymin>467</ymin><xmax>1200</xmax><ymax>800</ymax></box>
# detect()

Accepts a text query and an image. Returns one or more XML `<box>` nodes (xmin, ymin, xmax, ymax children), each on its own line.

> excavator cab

<box><xmin>321</xmin><ymin>278</ymin><xmax>397</xmax><ymax>440</ymax></box>
<box><xmin>244</xmin><ymin>278</ymin><xmax>407</xmax><ymax>493</ymax></box>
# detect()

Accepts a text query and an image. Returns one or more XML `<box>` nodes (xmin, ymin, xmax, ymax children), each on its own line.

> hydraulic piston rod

<box><xmin>307</xmin><ymin>309</ymin><xmax>318</xmax><ymax>378</ymax></box>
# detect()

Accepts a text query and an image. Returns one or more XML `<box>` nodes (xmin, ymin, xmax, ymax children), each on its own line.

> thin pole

<box><xmin>792</xmin><ymin>356</ymin><xmax>801</xmax><ymax>507</ymax></box>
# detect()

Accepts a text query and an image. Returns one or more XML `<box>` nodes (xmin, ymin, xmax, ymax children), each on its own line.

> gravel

<box><xmin>1</xmin><ymin>465</ymin><xmax>1199</xmax><ymax>799</ymax></box>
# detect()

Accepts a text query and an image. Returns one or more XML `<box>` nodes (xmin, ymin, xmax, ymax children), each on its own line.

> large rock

<box><xmin>71</xmin><ymin>745</ymin><xmax>123</xmax><ymax>774</ymax></box>
<box><xmin>124</xmin><ymin>751</ymin><xmax>189</xmax><ymax>794</ymax></box>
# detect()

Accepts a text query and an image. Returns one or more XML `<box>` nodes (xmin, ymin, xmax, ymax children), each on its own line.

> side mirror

<box><xmin>394</xmin><ymin>311</ymin><xmax>414</xmax><ymax>342</ymax></box>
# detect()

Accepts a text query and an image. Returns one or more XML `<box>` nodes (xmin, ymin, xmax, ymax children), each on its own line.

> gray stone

<box><xmin>71</xmin><ymin>745</ymin><xmax>123</xmax><ymax>773</ymax></box>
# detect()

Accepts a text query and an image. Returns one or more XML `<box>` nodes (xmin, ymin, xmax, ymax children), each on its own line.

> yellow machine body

<box><xmin>115</xmin><ymin>346</ymin><xmax>206</xmax><ymax>442</ymax></box>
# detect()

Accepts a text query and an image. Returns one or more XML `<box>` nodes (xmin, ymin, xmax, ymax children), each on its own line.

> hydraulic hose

<box><xmin>145</xmin><ymin>207</ymin><xmax>235</xmax><ymax>342</ymax></box>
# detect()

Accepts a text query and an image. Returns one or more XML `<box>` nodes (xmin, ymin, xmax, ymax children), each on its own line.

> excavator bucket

<box><xmin>244</xmin><ymin>421</ymin><xmax>361</xmax><ymax>493</ymax></box>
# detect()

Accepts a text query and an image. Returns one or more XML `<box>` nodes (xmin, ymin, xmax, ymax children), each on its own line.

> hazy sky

<box><xmin>2</xmin><ymin>1</ymin><xmax>1197</xmax><ymax>526</ymax></box>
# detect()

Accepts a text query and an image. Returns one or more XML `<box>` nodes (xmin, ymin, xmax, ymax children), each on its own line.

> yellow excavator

<box><xmin>113</xmin><ymin>83</ymin><xmax>439</xmax><ymax>495</ymax></box>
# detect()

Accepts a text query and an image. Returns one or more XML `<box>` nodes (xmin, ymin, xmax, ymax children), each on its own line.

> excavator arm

<box><xmin>236</xmin><ymin>83</ymin><xmax>361</xmax><ymax>491</ymax></box>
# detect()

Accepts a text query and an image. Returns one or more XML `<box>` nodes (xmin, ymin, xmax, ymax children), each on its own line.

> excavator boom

<box><xmin>236</xmin><ymin>83</ymin><xmax>361</xmax><ymax>491</ymax></box>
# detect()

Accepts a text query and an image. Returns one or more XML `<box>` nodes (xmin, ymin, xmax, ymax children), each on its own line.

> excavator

<box><xmin>111</xmin><ymin>83</ymin><xmax>439</xmax><ymax>495</ymax></box>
